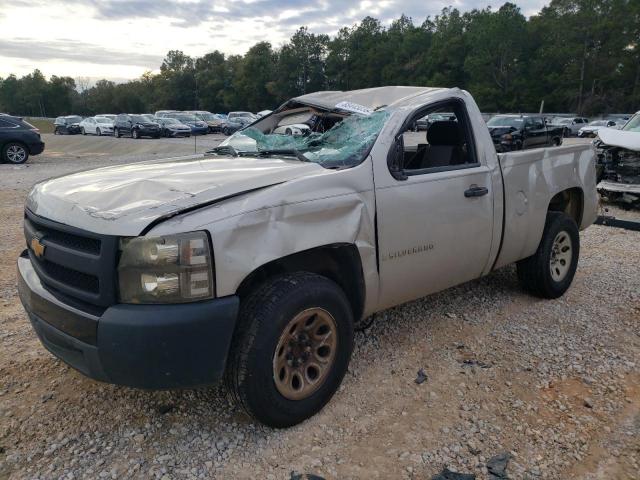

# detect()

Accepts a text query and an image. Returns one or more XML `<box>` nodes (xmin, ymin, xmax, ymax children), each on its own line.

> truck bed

<box><xmin>493</xmin><ymin>144</ymin><xmax>598</xmax><ymax>270</ymax></box>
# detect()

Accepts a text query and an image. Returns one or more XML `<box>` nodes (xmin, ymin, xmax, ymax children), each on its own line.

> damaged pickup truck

<box><xmin>595</xmin><ymin>111</ymin><xmax>640</xmax><ymax>208</ymax></box>
<box><xmin>17</xmin><ymin>87</ymin><xmax>598</xmax><ymax>427</ymax></box>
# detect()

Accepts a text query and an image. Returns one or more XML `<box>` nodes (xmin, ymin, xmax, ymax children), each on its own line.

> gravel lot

<box><xmin>0</xmin><ymin>135</ymin><xmax>638</xmax><ymax>480</ymax></box>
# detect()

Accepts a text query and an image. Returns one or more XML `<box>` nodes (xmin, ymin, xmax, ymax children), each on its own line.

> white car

<box><xmin>80</xmin><ymin>116</ymin><xmax>114</xmax><ymax>136</ymax></box>
<box><xmin>578</xmin><ymin>120</ymin><xmax>617</xmax><ymax>138</ymax></box>
<box><xmin>257</xmin><ymin>110</ymin><xmax>273</xmax><ymax>118</ymax></box>
<box><xmin>97</xmin><ymin>114</ymin><xmax>116</xmax><ymax>121</ymax></box>
<box><xmin>551</xmin><ymin>117</ymin><xmax>589</xmax><ymax>136</ymax></box>
<box><xmin>273</xmin><ymin>123</ymin><xmax>311</xmax><ymax>136</ymax></box>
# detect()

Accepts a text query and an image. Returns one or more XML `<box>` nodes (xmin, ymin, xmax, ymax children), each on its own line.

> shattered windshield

<box><xmin>213</xmin><ymin>110</ymin><xmax>389</xmax><ymax>169</ymax></box>
<box><xmin>622</xmin><ymin>114</ymin><xmax>640</xmax><ymax>132</ymax></box>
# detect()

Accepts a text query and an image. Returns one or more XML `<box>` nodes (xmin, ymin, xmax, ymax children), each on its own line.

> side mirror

<box><xmin>388</xmin><ymin>134</ymin><xmax>407</xmax><ymax>181</ymax></box>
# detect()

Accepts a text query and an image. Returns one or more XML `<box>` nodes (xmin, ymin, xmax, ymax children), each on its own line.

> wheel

<box><xmin>285</xmin><ymin>128</ymin><xmax>292</xmax><ymax>135</ymax></box>
<box><xmin>2</xmin><ymin>142</ymin><xmax>29</xmax><ymax>164</ymax></box>
<box><xmin>54</xmin><ymin>127</ymin><xmax>60</xmax><ymax>135</ymax></box>
<box><xmin>225</xmin><ymin>272</ymin><xmax>354</xmax><ymax>428</ymax></box>
<box><xmin>552</xmin><ymin>137</ymin><xmax>562</xmax><ymax>146</ymax></box>
<box><xmin>222</xmin><ymin>127</ymin><xmax>229</xmax><ymax>136</ymax></box>
<box><xmin>96</xmin><ymin>128</ymin><xmax>101</xmax><ymax>136</ymax></box>
<box><xmin>114</xmin><ymin>128</ymin><xmax>120</xmax><ymax>138</ymax></box>
<box><xmin>132</xmin><ymin>129</ymin><xmax>140</xmax><ymax>139</ymax></box>
<box><xmin>517</xmin><ymin>212</ymin><xmax>579</xmax><ymax>299</ymax></box>
<box><xmin>81</xmin><ymin>127</ymin><xmax>86</xmax><ymax>135</ymax></box>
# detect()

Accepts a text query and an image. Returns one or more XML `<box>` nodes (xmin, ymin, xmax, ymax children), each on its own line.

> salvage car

<box><xmin>578</xmin><ymin>119</ymin><xmax>617</xmax><ymax>138</ymax></box>
<box><xmin>487</xmin><ymin>114</ymin><xmax>564</xmax><ymax>151</ymax></box>
<box><xmin>595</xmin><ymin>111</ymin><xmax>640</xmax><ymax>207</ymax></box>
<box><xmin>156</xmin><ymin>117</ymin><xmax>192</xmax><ymax>138</ymax></box>
<box><xmin>80</xmin><ymin>116</ymin><xmax>114</xmax><ymax>136</ymax></box>
<box><xmin>53</xmin><ymin>115</ymin><xmax>83</xmax><ymax>135</ymax></box>
<box><xmin>0</xmin><ymin>115</ymin><xmax>44</xmax><ymax>164</ymax></box>
<box><xmin>113</xmin><ymin>114</ymin><xmax>161</xmax><ymax>139</ymax></box>
<box><xmin>187</xmin><ymin>111</ymin><xmax>226</xmax><ymax>133</ymax></box>
<box><xmin>220</xmin><ymin>116</ymin><xmax>253</xmax><ymax>135</ymax></box>
<box><xmin>164</xmin><ymin>112</ymin><xmax>209</xmax><ymax>135</ymax></box>
<box><xmin>17</xmin><ymin>86</ymin><xmax>597</xmax><ymax>428</ymax></box>
<box><xmin>550</xmin><ymin>117</ymin><xmax>589</xmax><ymax>137</ymax></box>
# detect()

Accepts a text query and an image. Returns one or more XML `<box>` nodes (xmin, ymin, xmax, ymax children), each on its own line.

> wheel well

<box><xmin>548</xmin><ymin>188</ymin><xmax>583</xmax><ymax>226</ymax></box>
<box><xmin>236</xmin><ymin>244</ymin><xmax>366</xmax><ymax>322</ymax></box>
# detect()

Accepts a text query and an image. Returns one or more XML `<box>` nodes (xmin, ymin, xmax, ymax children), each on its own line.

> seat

<box><xmin>421</xmin><ymin>121</ymin><xmax>465</xmax><ymax>168</ymax></box>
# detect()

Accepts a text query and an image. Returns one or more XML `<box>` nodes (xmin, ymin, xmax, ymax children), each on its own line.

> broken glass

<box><xmin>216</xmin><ymin>110</ymin><xmax>390</xmax><ymax>169</ymax></box>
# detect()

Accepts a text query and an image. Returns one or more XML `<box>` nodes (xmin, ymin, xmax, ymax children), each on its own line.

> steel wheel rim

<box><xmin>273</xmin><ymin>307</ymin><xmax>338</xmax><ymax>401</ymax></box>
<box><xmin>550</xmin><ymin>230</ymin><xmax>572</xmax><ymax>282</ymax></box>
<box><xmin>6</xmin><ymin>145</ymin><xmax>26</xmax><ymax>163</ymax></box>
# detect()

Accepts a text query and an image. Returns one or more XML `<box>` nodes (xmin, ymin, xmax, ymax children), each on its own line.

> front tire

<box><xmin>114</xmin><ymin>128</ymin><xmax>120</xmax><ymax>138</ymax></box>
<box><xmin>81</xmin><ymin>127</ymin><xmax>86</xmax><ymax>135</ymax></box>
<box><xmin>96</xmin><ymin>128</ymin><xmax>101</xmax><ymax>136</ymax></box>
<box><xmin>225</xmin><ymin>273</ymin><xmax>354</xmax><ymax>428</ymax></box>
<box><xmin>517</xmin><ymin>212</ymin><xmax>579</xmax><ymax>299</ymax></box>
<box><xmin>132</xmin><ymin>129</ymin><xmax>140</xmax><ymax>139</ymax></box>
<box><xmin>2</xmin><ymin>142</ymin><xmax>29</xmax><ymax>164</ymax></box>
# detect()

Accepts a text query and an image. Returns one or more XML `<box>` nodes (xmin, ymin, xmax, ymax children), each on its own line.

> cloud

<box><xmin>0</xmin><ymin>39</ymin><xmax>164</xmax><ymax>67</ymax></box>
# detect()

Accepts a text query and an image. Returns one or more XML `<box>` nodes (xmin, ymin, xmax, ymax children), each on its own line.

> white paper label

<box><xmin>334</xmin><ymin>101</ymin><xmax>373</xmax><ymax>116</ymax></box>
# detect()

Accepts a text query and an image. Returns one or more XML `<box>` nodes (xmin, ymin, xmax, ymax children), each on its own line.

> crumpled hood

<box><xmin>597</xmin><ymin>128</ymin><xmax>640</xmax><ymax>151</ymax></box>
<box><xmin>488</xmin><ymin>126</ymin><xmax>516</xmax><ymax>138</ymax></box>
<box><xmin>27</xmin><ymin>154</ymin><xmax>324</xmax><ymax>236</ymax></box>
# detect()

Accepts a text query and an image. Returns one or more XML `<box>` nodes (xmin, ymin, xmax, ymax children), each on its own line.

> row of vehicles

<box><xmin>546</xmin><ymin>116</ymin><xmax>624</xmax><ymax>138</ymax></box>
<box><xmin>53</xmin><ymin>110</ymin><xmax>270</xmax><ymax>138</ymax></box>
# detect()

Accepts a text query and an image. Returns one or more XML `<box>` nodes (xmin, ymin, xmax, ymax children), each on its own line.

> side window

<box><xmin>398</xmin><ymin>101</ymin><xmax>477</xmax><ymax>174</ymax></box>
<box><xmin>530</xmin><ymin>117</ymin><xmax>544</xmax><ymax>129</ymax></box>
<box><xmin>0</xmin><ymin>119</ymin><xmax>13</xmax><ymax>128</ymax></box>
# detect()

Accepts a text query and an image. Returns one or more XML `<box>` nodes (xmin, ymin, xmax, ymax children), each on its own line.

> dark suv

<box><xmin>0</xmin><ymin>115</ymin><xmax>45</xmax><ymax>164</ymax></box>
<box><xmin>114</xmin><ymin>114</ymin><xmax>161</xmax><ymax>139</ymax></box>
<box><xmin>54</xmin><ymin>116</ymin><xmax>82</xmax><ymax>135</ymax></box>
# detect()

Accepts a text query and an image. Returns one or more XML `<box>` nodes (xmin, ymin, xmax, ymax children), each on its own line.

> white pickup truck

<box><xmin>18</xmin><ymin>87</ymin><xmax>598</xmax><ymax>427</ymax></box>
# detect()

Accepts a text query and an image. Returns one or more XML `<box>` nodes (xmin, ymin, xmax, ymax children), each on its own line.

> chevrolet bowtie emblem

<box><xmin>31</xmin><ymin>237</ymin><xmax>46</xmax><ymax>259</ymax></box>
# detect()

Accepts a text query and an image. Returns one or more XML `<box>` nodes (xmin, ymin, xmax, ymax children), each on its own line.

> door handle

<box><xmin>464</xmin><ymin>186</ymin><xmax>489</xmax><ymax>198</ymax></box>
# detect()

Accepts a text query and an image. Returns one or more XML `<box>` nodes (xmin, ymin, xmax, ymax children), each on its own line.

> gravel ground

<box><xmin>0</xmin><ymin>135</ymin><xmax>638</xmax><ymax>480</ymax></box>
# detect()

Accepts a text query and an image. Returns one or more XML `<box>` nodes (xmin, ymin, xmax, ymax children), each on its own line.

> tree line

<box><xmin>1</xmin><ymin>0</ymin><xmax>638</xmax><ymax>118</ymax></box>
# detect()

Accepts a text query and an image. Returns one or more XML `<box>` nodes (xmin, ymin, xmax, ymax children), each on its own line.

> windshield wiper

<box><xmin>208</xmin><ymin>145</ymin><xmax>239</xmax><ymax>157</ymax></box>
<box><xmin>255</xmin><ymin>149</ymin><xmax>309</xmax><ymax>162</ymax></box>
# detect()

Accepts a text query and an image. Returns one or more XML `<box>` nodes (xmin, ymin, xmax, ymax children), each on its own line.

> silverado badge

<box><xmin>30</xmin><ymin>237</ymin><xmax>46</xmax><ymax>259</ymax></box>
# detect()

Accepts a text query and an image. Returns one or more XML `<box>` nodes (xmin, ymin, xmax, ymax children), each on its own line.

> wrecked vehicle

<box><xmin>17</xmin><ymin>86</ymin><xmax>598</xmax><ymax>428</ymax></box>
<box><xmin>486</xmin><ymin>114</ymin><xmax>564</xmax><ymax>152</ymax></box>
<box><xmin>595</xmin><ymin>111</ymin><xmax>640</xmax><ymax>208</ymax></box>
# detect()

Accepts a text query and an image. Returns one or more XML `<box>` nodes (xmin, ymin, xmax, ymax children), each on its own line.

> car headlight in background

<box><xmin>118</xmin><ymin>231</ymin><xmax>214</xmax><ymax>304</ymax></box>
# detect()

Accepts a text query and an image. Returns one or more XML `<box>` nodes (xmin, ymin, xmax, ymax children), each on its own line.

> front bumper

<box><xmin>189</xmin><ymin>126</ymin><xmax>209</xmax><ymax>135</ymax></box>
<box><xmin>17</xmin><ymin>253</ymin><xmax>239</xmax><ymax>389</ymax></box>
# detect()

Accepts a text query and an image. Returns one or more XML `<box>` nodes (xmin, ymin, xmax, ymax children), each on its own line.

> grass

<box><xmin>25</xmin><ymin>118</ymin><xmax>54</xmax><ymax>134</ymax></box>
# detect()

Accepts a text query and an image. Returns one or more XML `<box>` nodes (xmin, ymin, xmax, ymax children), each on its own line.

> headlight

<box><xmin>118</xmin><ymin>231</ymin><xmax>214</xmax><ymax>304</ymax></box>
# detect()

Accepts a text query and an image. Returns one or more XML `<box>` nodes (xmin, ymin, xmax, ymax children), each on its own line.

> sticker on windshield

<box><xmin>334</xmin><ymin>101</ymin><xmax>372</xmax><ymax>116</ymax></box>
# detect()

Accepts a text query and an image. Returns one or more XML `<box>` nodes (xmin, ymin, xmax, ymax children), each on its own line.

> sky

<box><xmin>0</xmin><ymin>0</ymin><xmax>549</xmax><ymax>83</ymax></box>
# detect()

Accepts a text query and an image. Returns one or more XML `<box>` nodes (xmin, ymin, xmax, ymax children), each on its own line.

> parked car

<box><xmin>228</xmin><ymin>111</ymin><xmax>256</xmax><ymax>123</ymax></box>
<box><xmin>97</xmin><ymin>114</ymin><xmax>117</xmax><ymax>121</ymax></box>
<box><xmin>0</xmin><ymin>115</ymin><xmax>44</xmax><ymax>164</ymax></box>
<box><xmin>578</xmin><ymin>119</ymin><xmax>618</xmax><ymax>138</ymax></box>
<box><xmin>80</xmin><ymin>116</ymin><xmax>114</xmax><ymax>136</ymax></box>
<box><xmin>414</xmin><ymin>112</ymin><xmax>456</xmax><ymax>131</ymax></box>
<box><xmin>549</xmin><ymin>117</ymin><xmax>589</xmax><ymax>137</ymax></box>
<box><xmin>18</xmin><ymin>86</ymin><xmax>597</xmax><ymax>428</ymax></box>
<box><xmin>256</xmin><ymin>110</ymin><xmax>273</xmax><ymax>118</ymax></box>
<box><xmin>53</xmin><ymin>116</ymin><xmax>82</xmax><ymax>135</ymax></box>
<box><xmin>113</xmin><ymin>114</ymin><xmax>161</xmax><ymax>139</ymax></box>
<box><xmin>186</xmin><ymin>111</ymin><xmax>226</xmax><ymax>133</ymax></box>
<box><xmin>164</xmin><ymin>113</ymin><xmax>209</xmax><ymax>135</ymax></box>
<box><xmin>156</xmin><ymin>117</ymin><xmax>191</xmax><ymax>137</ymax></box>
<box><xmin>155</xmin><ymin>110</ymin><xmax>178</xmax><ymax>118</ymax></box>
<box><xmin>273</xmin><ymin>123</ymin><xmax>311</xmax><ymax>136</ymax></box>
<box><xmin>487</xmin><ymin>114</ymin><xmax>564</xmax><ymax>151</ymax></box>
<box><xmin>220</xmin><ymin>116</ymin><xmax>252</xmax><ymax>135</ymax></box>
<box><xmin>595</xmin><ymin>111</ymin><xmax>640</xmax><ymax>207</ymax></box>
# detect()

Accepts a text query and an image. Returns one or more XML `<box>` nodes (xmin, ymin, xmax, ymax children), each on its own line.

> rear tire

<box><xmin>517</xmin><ymin>212</ymin><xmax>579</xmax><ymax>299</ymax></box>
<box><xmin>96</xmin><ymin>128</ymin><xmax>101</xmax><ymax>136</ymax></box>
<box><xmin>2</xmin><ymin>142</ymin><xmax>29</xmax><ymax>164</ymax></box>
<box><xmin>114</xmin><ymin>128</ymin><xmax>120</xmax><ymax>138</ymax></box>
<box><xmin>132</xmin><ymin>129</ymin><xmax>140</xmax><ymax>139</ymax></box>
<box><xmin>225</xmin><ymin>272</ymin><xmax>354</xmax><ymax>428</ymax></box>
